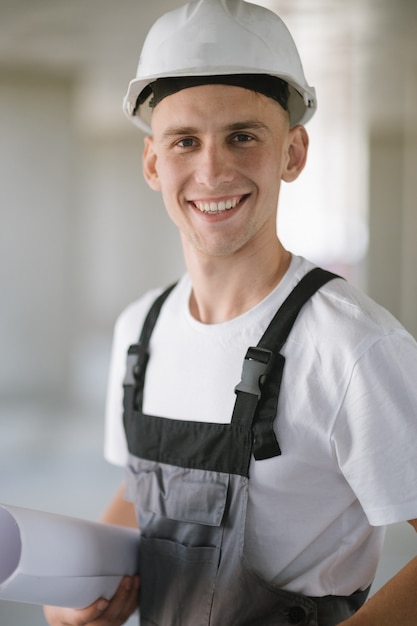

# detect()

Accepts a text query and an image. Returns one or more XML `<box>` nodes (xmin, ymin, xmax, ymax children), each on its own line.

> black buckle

<box><xmin>123</xmin><ymin>343</ymin><xmax>148</xmax><ymax>386</ymax></box>
<box><xmin>234</xmin><ymin>347</ymin><xmax>273</xmax><ymax>398</ymax></box>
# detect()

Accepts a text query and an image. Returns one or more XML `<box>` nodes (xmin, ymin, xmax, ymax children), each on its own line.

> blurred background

<box><xmin>0</xmin><ymin>0</ymin><xmax>417</xmax><ymax>623</ymax></box>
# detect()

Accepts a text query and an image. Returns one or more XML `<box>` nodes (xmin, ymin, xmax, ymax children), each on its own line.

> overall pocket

<box><xmin>125</xmin><ymin>458</ymin><xmax>229</xmax><ymax>526</ymax></box>
<box><xmin>140</xmin><ymin>536</ymin><xmax>221</xmax><ymax>626</ymax></box>
<box><xmin>126</xmin><ymin>457</ymin><xmax>229</xmax><ymax>625</ymax></box>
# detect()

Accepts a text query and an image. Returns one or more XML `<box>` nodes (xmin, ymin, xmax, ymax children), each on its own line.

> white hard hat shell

<box><xmin>123</xmin><ymin>0</ymin><xmax>317</xmax><ymax>132</ymax></box>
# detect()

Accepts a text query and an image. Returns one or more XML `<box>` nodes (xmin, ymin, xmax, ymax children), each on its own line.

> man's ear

<box><xmin>282</xmin><ymin>125</ymin><xmax>309</xmax><ymax>183</ymax></box>
<box><xmin>143</xmin><ymin>135</ymin><xmax>161</xmax><ymax>191</ymax></box>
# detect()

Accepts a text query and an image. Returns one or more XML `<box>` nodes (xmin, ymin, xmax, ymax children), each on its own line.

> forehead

<box><xmin>150</xmin><ymin>83</ymin><xmax>288</xmax><ymax>134</ymax></box>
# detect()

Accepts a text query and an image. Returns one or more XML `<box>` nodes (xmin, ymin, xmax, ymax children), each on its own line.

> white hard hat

<box><xmin>123</xmin><ymin>0</ymin><xmax>317</xmax><ymax>132</ymax></box>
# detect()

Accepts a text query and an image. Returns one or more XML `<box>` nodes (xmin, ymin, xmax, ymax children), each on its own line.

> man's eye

<box><xmin>232</xmin><ymin>133</ymin><xmax>253</xmax><ymax>143</ymax></box>
<box><xmin>177</xmin><ymin>137</ymin><xmax>195</xmax><ymax>148</ymax></box>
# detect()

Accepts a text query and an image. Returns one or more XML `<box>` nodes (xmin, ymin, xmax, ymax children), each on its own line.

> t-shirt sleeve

<box><xmin>333</xmin><ymin>329</ymin><xmax>417</xmax><ymax>526</ymax></box>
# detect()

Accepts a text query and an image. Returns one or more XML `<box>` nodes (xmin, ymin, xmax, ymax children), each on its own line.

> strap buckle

<box><xmin>234</xmin><ymin>347</ymin><xmax>274</xmax><ymax>398</ymax></box>
<box><xmin>123</xmin><ymin>343</ymin><xmax>148</xmax><ymax>386</ymax></box>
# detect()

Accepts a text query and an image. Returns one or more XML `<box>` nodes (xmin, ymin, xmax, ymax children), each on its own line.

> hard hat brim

<box><xmin>123</xmin><ymin>71</ymin><xmax>316</xmax><ymax>134</ymax></box>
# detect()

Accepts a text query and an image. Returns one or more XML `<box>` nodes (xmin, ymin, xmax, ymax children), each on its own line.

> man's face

<box><xmin>143</xmin><ymin>83</ymin><xmax>307</xmax><ymax>261</ymax></box>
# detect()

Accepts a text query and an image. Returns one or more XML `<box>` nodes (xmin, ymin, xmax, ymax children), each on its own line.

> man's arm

<box><xmin>100</xmin><ymin>482</ymin><xmax>138</xmax><ymax>528</ymax></box>
<box><xmin>43</xmin><ymin>483</ymin><xmax>139</xmax><ymax>626</ymax></box>
<box><xmin>340</xmin><ymin>519</ymin><xmax>417</xmax><ymax>625</ymax></box>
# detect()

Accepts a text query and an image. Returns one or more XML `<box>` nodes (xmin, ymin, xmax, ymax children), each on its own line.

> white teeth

<box><xmin>194</xmin><ymin>197</ymin><xmax>241</xmax><ymax>213</ymax></box>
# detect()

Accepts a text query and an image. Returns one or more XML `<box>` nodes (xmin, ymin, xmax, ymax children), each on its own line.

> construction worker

<box><xmin>44</xmin><ymin>1</ymin><xmax>417</xmax><ymax>624</ymax></box>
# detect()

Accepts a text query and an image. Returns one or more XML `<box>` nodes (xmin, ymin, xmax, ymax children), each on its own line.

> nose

<box><xmin>194</xmin><ymin>141</ymin><xmax>235</xmax><ymax>189</ymax></box>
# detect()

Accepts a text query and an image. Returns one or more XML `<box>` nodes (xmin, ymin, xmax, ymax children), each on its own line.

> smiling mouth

<box><xmin>192</xmin><ymin>195</ymin><xmax>247</xmax><ymax>214</ymax></box>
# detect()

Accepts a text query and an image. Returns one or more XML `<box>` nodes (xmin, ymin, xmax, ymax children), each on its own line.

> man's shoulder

<box><xmin>316</xmin><ymin>275</ymin><xmax>406</xmax><ymax>337</ymax></box>
<box><xmin>114</xmin><ymin>275</ymin><xmax>188</xmax><ymax>338</ymax></box>
<box><xmin>115</xmin><ymin>287</ymin><xmax>164</xmax><ymax>332</ymax></box>
<box><xmin>283</xmin><ymin>258</ymin><xmax>412</xmax><ymax>361</ymax></box>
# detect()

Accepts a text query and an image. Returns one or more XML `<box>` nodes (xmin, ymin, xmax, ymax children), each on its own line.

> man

<box><xmin>44</xmin><ymin>0</ymin><xmax>417</xmax><ymax>624</ymax></box>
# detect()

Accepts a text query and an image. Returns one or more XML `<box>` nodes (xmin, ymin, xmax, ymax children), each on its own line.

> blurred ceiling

<box><xmin>0</xmin><ymin>0</ymin><xmax>416</xmax><ymax>131</ymax></box>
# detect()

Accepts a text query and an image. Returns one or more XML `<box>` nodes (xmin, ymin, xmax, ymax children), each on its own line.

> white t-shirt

<box><xmin>104</xmin><ymin>255</ymin><xmax>417</xmax><ymax>597</ymax></box>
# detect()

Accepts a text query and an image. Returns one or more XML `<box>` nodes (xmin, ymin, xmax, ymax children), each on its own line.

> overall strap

<box><xmin>233</xmin><ymin>268</ymin><xmax>341</xmax><ymax>461</ymax></box>
<box><xmin>124</xmin><ymin>283</ymin><xmax>177</xmax><ymax>399</ymax></box>
<box><xmin>258</xmin><ymin>268</ymin><xmax>340</xmax><ymax>353</ymax></box>
<box><xmin>139</xmin><ymin>282</ymin><xmax>177</xmax><ymax>348</ymax></box>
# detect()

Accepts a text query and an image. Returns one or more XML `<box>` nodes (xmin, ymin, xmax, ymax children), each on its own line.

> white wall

<box><xmin>367</xmin><ymin>67</ymin><xmax>417</xmax><ymax>339</ymax></box>
<box><xmin>0</xmin><ymin>72</ymin><xmax>75</xmax><ymax>402</ymax></box>
<box><xmin>0</xmin><ymin>71</ymin><xmax>184</xmax><ymax>410</ymax></box>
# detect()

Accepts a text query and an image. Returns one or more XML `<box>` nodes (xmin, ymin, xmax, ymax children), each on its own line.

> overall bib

<box><xmin>123</xmin><ymin>268</ymin><xmax>370</xmax><ymax>626</ymax></box>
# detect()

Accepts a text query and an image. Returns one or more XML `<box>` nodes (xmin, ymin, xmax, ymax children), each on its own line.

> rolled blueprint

<box><xmin>0</xmin><ymin>503</ymin><xmax>139</xmax><ymax>608</ymax></box>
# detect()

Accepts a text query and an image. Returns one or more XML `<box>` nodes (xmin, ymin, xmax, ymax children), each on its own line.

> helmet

<box><xmin>123</xmin><ymin>0</ymin><xmax>317</xmax><ymax>132</ymax></box>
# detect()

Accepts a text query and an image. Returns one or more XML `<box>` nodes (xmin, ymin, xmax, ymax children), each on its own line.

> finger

<box><xmin>70</xmin><ymin>600</ymin><xmax>112</xmax><ymax>626</ymax></box>
<box><xmin>44</xmin><ymin>600</ymin><xmax>109</xmax><ymax>626</ymax></box>
<box><xmin>44</xmin><ymin>577</ymin><xmax>139</xmax><ymax>626</ymax></box>
<box><xmin>100</xmin><ymin>576</ymin><xmax>140</xmax><ymax>622</ymax></box>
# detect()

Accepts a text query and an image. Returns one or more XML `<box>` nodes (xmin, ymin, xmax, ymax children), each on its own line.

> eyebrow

<box><xmin>227</xmin><ymin>121</ymin><xmax>270</xmax><ymax>133</ymax></box>
<box><xmin>161</xmin><ymin>126</ymin><xmax>198</xmax><ymax>140</ymax></box>
<box><xmin>160</xmin><ymin>120</ymin><xmax>270</xmax><ymax>140</ymax></box>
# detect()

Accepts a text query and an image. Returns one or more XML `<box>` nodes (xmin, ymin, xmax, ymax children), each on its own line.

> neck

<box><xmin>184</xmin><ymin>238</ymin><xmax>291</xmax><ymax>324</ymax></box>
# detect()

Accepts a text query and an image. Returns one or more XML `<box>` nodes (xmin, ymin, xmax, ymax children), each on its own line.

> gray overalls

<box><xmin>123</xmin><ymin>268</ymin><xmax>370</xmax><ymax>625</ymax></box>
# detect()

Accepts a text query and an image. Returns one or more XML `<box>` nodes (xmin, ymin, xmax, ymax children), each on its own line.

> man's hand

<box><xmin>43</xmin><ymin>575</ymin><xmax>139</xmax><ymax>626</ymax></box>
